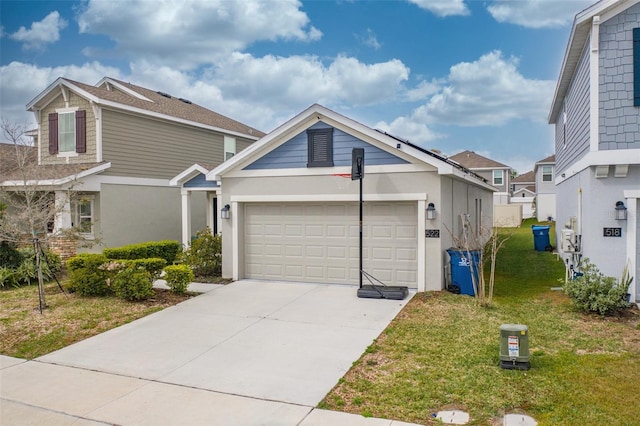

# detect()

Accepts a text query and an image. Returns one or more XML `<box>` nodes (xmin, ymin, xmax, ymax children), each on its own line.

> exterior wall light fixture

<box><xmin>614</xmin><ymin>201</ymin><xmax>627</xmax><ymax>221</ymax></box>
<box><xmin>426</xmin><ymin>202</ymin><xmax>436</xmax><ymax>220</ymax></box>
<box><xmin>221</xmin><ymin>204</ymin><xmax>230</xmax><ymax>220</ymax></box>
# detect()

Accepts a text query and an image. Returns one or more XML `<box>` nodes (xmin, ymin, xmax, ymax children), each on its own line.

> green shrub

<box><xmin>563</xmin><ymin>259</ymin><xmax>630</xmax><ymax>316</ymax></box>
<box><xmin>0</xmin><ymin>267</ymin><xmax>16</xmax><ymax>288</ymax></box>
<box><xmin>111</xmin><ymin>266</ymin><xmax>154</xmax><ymax>301</ymax></box>
<box><xmin>66</xmin><ymin>253</ymin><xmax>108</xmax><ymax>272</ymax></box>
<box><xmin>104</xmin><ymin>241</ymin><xmax>181</xmax><ymax>264</ymax></box>
<box><xmin>182</xmin><ymin>228</ymin><xmax>221</xmax><ymax>277</ymax></box>
<box><xmin>0</xmin><ymin>241</ymin><xmax>23</xmax><ymax>269</ymax></box>
<box><xmin>164</xmin><ymin>264</ymin><xmax>194</xmax><ymax>295</ymax></box>
<box><xmin>66</xmin><ymin>253</ymin><xmax>110</xmax><ymax>296</ymax></box>
<box><xmin>125</xmin><ymin>258</ymin><xmax>166</xmax><ymax>280</ymax></box>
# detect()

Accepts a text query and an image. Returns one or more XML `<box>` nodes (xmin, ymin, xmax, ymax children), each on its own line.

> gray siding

<box><xmin>101</xmin><ymin>109</ymin><xmax>254</xmax><ymax>179</ymax></box>
<box><xmin>536</xmin><ymin>164</ymin><xmax>555</xmax><ymax>194</ymax></box>
<box><xmin>184</xmin><ymin>173</ymin><xmax>219</xmax><ymax>188</ymax></box>
<box><xmin>244</xmin><ymin>122</ymin><xmax>408</xmax><ymax>170</ymax></box>
<box><xmin>556</xmin><ymin>38</ymin><xmax>591</xmax><ymax>174</ymax></box>
<box><xmin>599</xmin><ymin>3</ymin><xmax>640</xmax><ymax>150</ymax></box>
<box><xmin>99</xmin><ymin>183</ymin><xmax>182</xmax><ymax>247</ymax></box>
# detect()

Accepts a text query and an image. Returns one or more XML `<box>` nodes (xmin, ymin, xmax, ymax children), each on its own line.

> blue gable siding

<box><xmin>184</xmin><ymin>173</ymin><xmax>219</xmax><ymax>188</ymax></box>
<box><xmin>244</xmin><ymin>122</ymin><xmax>408</xmax><ymax>170</ymax></box>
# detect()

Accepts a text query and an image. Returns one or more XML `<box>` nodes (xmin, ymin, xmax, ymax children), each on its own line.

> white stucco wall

<box><xmin>556</xmin><ymin>165</ymin><xmax>639</xmax><ymax>281</ymax></box>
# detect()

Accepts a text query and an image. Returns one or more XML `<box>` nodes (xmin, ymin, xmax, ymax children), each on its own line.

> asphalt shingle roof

<box><xmin>62</xmin><ymin>78</ymin><xmax>266</xmax><ymax>139</ymax></box>
<box><xmin>513</xmin><ymin>170</ymin><xmax>535</xmax><ymax>183</ymax></box>
<box><xmin>448</xmin><ymin>150</ymin><xmax>510</xmax><ymax>169</ymax></box>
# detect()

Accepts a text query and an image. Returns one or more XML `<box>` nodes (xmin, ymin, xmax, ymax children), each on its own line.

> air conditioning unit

<box><xmin>561</xmin><ymin>229</ymin><xmax>576</xmax><ymax>252</ymax></box>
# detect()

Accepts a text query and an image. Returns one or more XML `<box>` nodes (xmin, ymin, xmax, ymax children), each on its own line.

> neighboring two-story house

<box><xmin>533</xmin><ymin>155</ymin><xmax>556</xmax><ymax>222</ymax></box>
<box><xmin>449</xmin><ymin>150</ymin><xmax>513</xmax><ymax>204</ymax></box>
<box><xmin>511</xmin><ymin>170</ymin><xmax>536</xmax><ymax>219</ymax></box>
<box><xmin>548</xmin><ymin>0</ymin><xmax>639</xmax><ymax>302</ymax></box>
<box><xmin>0</xmin><ymin>77</ymin><xmax>263</xmax><ymax>255</ymax></box>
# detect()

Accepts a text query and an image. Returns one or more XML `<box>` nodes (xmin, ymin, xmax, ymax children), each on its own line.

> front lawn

<box><xmin>320</xmin><ymin>220</ymin><xmax>640</xmax><ymax>425</ymax></box>
<box><xmin>0</xmin><ymin>283</ymin><xmax>193</xmax><ymax>359</ymax></box>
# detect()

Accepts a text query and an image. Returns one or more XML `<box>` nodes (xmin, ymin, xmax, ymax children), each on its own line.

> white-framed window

<box><xmin>542</xmin><ymin>166</ymin><xmax>553</xmax><ymax>182</ymax></box>
<box><xmin>58</xmin><ymin>111</ymin><xmax>76</xmax><ymax>153</ymax></box>
<box><xmin>224</xmin><ymin>136</ymin><xmax>236</xmax><ymax>161</ymax></box>
<box><xmin>493</xmin><ymin>170</ymin><xmax>504</xmax><ymax>186</ymax></box>
<box><xmin>72</xmin><ymin>196</ymin><xmax>94</xmax><ymax>235</ymax></box>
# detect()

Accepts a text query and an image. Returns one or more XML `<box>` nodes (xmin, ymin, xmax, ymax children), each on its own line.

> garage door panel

<box><xmin>305</xmin><ymin>225</ymin><xmax>324</xmax><ymax>237</ymax></box>
<box><xmin>397</xmin><ymin>248</ymin><xmax>417</xmax><ymax>261</ymax></box>
<box><xmin>285</xmin><ymin>245</ymin><xmax>303</xmax><ymax>257</ymax></box>
<box><xmin>327</xmin><ymin>246</ymin><xmax>347</xmax><ymax>259</ymax></box>
<box><xmin>397</xmin><ymin>226</ymin><xmax>417</xmax><ymax>239</ymax></box>
<box><xmin>327</xmin><ymin>225</ymin><xmax>347</xmax><ymax>237</ymax></box>
<box><xmin>306</xmin><ymin>266</ymin><xmax>325</xmax><ymax>279</ymax></box>
<box><xmin>305</xmin><ymin>245</ymin><xmax>324</xmax><ymax>258</ymax></box>
<box><xmin>371</xmin><ymin>225</ymin><xmax>392</xmax><ymax>238</ymax></box>
<box><xmin>372</xmin><ymin>247</ymin><xmax>393</xmax><ymax>261</ymax></box>
<box><xmin>284</xmin><ymin>265</ymin><xmax>303</xmax><ymax>278</ymax></box>
<box><xmin>245</xmin><ymin>202</ymin><xmax>418</xmax><ymax>287</ymax></box>
<box><xmin>284</xmin><ymin>224</ymin><xmax>303</xmax><ymax>236</ymax></box>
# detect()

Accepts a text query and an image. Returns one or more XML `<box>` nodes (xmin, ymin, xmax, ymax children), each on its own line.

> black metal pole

<box><xmin>359</xmin><ymin>166</ymin><xmax>363</xmax><ymax>289</ymax></box>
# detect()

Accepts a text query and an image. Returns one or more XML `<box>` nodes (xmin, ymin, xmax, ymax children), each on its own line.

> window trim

<box><xmin>72</xmin><ymin>195</ymin><xmax>95</xmax><ymax>237</ymax></box>
<box><xmin>542</xmin><ymin>165</ymin><xmax>553</xmax><ymax>182</ymax></box>
<box><xmin>307</xmin><ymin>128</ymin><xmax>334</xmax><ymax>168</ymax></box>
<box><xmin>54</xmin><ymin>107</ymin><xmax>80</xmax><ymax>156</ymax></box>
<box><xmin>492</xmin><ymin>170</ymin><xmax>504</xmax><ymax>186</ymax></box>
<box><xmin>224</xmin><ymin>136</ymin><xmax>236</xmax><ymax>161</ymax></box>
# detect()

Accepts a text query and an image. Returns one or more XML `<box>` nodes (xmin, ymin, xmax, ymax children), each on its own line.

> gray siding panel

<box><xmin>244</xmin><ymin>121</ymin><xmax>408</xmax><ymax>170</ymax></box>
<box><xmin>556</xmin><ymin>37</ymin><xmax>591</xmax><ymax>174</ymax></box>
<box><xmin>599</xmin><ymin>3</ymin><xmax>640</xmax><ymax>151</ymax></box>
<box><xmin>184</xmin><ymin>173</ymin><xmax>219</xmax><ymax>188</ymax></box>
<box><xmin>101</xmin><ymin>109</ymin><xmax>254</xmax><ymax>179</ymax></box>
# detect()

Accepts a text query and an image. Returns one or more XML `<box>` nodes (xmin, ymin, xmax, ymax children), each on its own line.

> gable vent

<box><xmin>178</xmin><ymin>98</ymin><xmax>192</xmax><ymax>104</ymax></box>
<box><xmin>156</xmin><ymin>91</ymin><xmax>172</xmax><ymax>98</ymax></box>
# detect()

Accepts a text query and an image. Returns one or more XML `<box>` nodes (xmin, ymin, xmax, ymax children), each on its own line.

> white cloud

<box><xmin>487</xmin><ymin>0</ymin><xmax>592</xmax><ymax>28</ymax></box>
<box><xmin>0</xmin><ymin>61</ymin><xmax>121</xmax><ymax>126</ymax></box>
<box><xmin>9</xmin><ymin>11</ymin><xmax>67</xmax><ymax>50</ymax></box>
<box><xmin>412</xmin><ymin>50</ymin><xmax>554</xmax><ymax>126</ymax></box>
<box><xmin>374</xmin><ymin>116</ymin><xmax>441</xmax><ymax>144</ymax></box>
<box><xmin>358</xmin><ymin>29</ymin><xmax>381</xmax><ymax>50</ymax></box>
<box><xmin>77</xmin><ymin>0</ymin><xmax>322</xmax><ymax>69</ymax></box>
<box><xmin>408</xmin><ymin>0</ymin><xmax>470</xmax><ymax>17</ymax></box>
<box><xmin>406</xmin><ymin>79</ymin><xmax>441</xmax><ymax>102</ymax></box>
<box><xmin>0</xmin><ymin>50</ymin><xmax>411</xmax><ymax>136</ymax></box>
<box><xmin>208</xmin><ymin>53</ymin><xmax>410</xmax><ymax>109</ymax></box>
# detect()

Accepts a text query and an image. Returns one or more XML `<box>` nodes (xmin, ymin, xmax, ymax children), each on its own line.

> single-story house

<box><xmin>177</xmin><ymin>104</ymin><xmax>495</xmax><ymax>292</ymax></box>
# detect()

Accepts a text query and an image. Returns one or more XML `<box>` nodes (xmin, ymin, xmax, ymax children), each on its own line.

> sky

<box><xmin>0</xmin><ymin>0</ymin><xmax>595</xmax><ymax>174</ymax></box>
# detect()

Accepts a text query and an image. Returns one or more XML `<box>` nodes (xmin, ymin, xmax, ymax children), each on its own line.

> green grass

<box><xmin>0</xmin><ymin>281</ymin><xmax>189</xmax><ymax>359</ymax></box>
<box><xmin>320</xmin><ymin>219</ymin><xmax>640</xmax><ymax>425</ymax></box>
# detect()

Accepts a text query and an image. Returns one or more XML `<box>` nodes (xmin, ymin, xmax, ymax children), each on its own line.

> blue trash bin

<box><xmin>446</xmin><ymin>249</ymin><xmax>482</xmax><ymax>296</ymax></box>
<box><xmin>531</xmin><ymin>225</ymin><xmax>551</xmax><ymax>251</ymax></box>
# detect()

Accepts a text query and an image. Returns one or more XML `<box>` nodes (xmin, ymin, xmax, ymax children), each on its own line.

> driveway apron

<box><xmin>36</xmin><ymin>280</ymin><xmax>412</xmax><ymax>407</ymax></box>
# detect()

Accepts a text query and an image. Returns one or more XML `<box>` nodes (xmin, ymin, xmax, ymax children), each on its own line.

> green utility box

<box><xmin>499</xmin><ymin>324</ymin><xmax>530</xmax><ymax>370</ymax></box>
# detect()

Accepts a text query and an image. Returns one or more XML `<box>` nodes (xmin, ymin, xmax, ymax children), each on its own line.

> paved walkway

<box><xmin>1</xmin><ymin>280</ymin><xmax>418</xmax><ymax>425</ymax></box>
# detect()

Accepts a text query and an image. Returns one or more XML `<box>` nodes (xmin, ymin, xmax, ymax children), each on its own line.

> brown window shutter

<box><xmin>75</xmin><ymin>110</ymin><xmax>86</xmax><ymax>153</ymax></box>
<box><xmin>48</xmin><ymin>113</ymin><xmax>58</xmax><ymax>155</ymax></box>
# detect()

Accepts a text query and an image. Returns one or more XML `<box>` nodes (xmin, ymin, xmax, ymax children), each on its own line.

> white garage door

<box><xmin>244</xmin><ymin>202</ymin><xmax>418</xmax><ymax>287</ymax></box>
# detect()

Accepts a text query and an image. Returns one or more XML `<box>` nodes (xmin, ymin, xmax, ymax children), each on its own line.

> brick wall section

<box><xmin>47</xmin><ymin>237</ymin><xmax>77</xmax><ymax>260</ymax></box>
<box><xmin>599</xmin><ymin>3</ymin><xmax>640</xmax><ymax>150</ymax></box>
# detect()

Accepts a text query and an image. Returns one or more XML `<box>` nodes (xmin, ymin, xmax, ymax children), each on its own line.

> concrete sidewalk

<box><xmin>1</xmin><ymin>280</ymin><xmax>419</xmax><ymax>425</ymax></box>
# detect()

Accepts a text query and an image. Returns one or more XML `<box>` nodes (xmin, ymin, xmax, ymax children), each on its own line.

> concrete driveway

<box><xmin>1</xmin><ymin>280</ymin><xmax>415</xmax><ymax>425</ymax></box>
